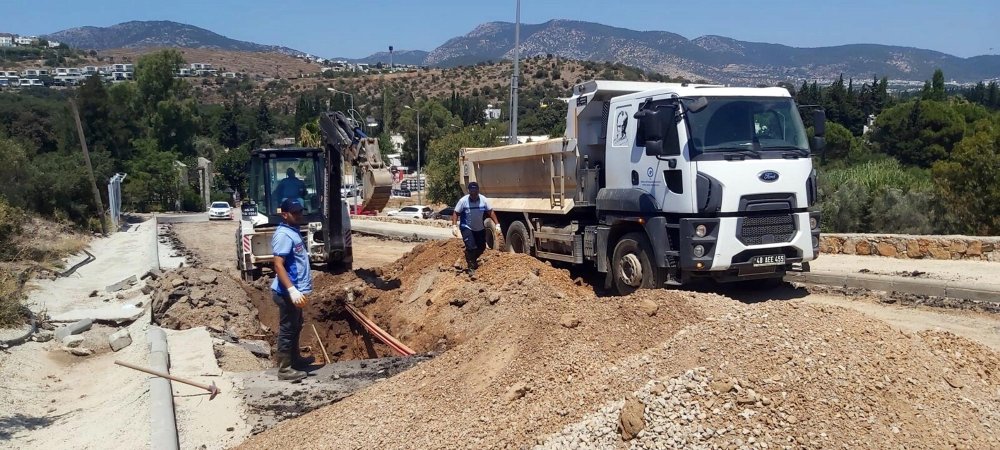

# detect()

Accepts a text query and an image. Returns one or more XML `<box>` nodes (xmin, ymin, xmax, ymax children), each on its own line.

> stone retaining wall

<box><xmin>820</xmin><ymin>234</ymin><xmax>1000</xmax><ymax>261</ymax></box>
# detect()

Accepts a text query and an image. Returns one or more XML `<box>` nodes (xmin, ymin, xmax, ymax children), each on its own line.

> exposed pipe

<box><xmin>344</xmin><ymin>303</ymin><xmax>414</xmax><ymax>356</ymax></box>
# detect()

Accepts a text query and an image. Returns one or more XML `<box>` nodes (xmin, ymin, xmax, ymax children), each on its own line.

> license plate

<box><xmin>751</xmin><ymin>254</ymin><xmax>785</xmax><ymax>267</ymax></box>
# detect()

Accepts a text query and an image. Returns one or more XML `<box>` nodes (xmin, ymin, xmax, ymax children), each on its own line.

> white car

<box><xmin>387</xmin><ymin>205</ymin><xmax>431</xmax><ymax>219</ymax></box>
<box><xmin>208</xmin><ymin>201</ymin><xmax>233</xmax><ymax>220</ymax></box>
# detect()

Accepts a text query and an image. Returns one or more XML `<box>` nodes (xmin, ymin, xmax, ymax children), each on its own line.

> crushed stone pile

<box><xmin>241</xmin><ymin>240</ymin><xmax>1000</xmax><ymax>449</ymax></box>
<box><xmin>149</xmin><ymin>266</ymin><xmax>262</xmax><ymax>337</ymax></box>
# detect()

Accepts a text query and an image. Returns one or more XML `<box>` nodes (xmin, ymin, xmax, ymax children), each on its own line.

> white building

<box><xmin>390</xmin><ymin>133</ymin><xmax>405</xmax><ymax>153</ymax></box>
<box><xmin>190</xmin><ymin>63</ymin><xmax>213</xmax><ymax>70</ymax></box>
<box><xmin>14</xmin><ymin>36</ymin><xmax>36</xmax><ymax>46</ymax></box>
<box><xmin>484</xmin><ymin>104</ymin><xmax>502</xmax><ymax>121</ymax></box>
<box><xmin>47</xmin><ymin>40</ymin><xmax>61</xmax><ymax>48</ymax></box>
<box><xmin>0</xmin><ymin>34</ymin><xmax>13</xmax><ymax>47</ymax></box>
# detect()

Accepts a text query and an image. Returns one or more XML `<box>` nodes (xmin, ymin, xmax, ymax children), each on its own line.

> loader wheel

<box><xmin>505</xmin><ymin>221</ymin><xmax>531</xmax><ymax>254</ymax></box>
<box><xmin>611</xmin><ymin>232</ymin><xmax>664</xmax><ymax>296</ymax></box>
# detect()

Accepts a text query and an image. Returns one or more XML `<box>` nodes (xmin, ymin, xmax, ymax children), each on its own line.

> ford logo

<box><xmin>758</xmin><ymin>170</ymin><xmax>780</xmax><ymax>182</ymax></box>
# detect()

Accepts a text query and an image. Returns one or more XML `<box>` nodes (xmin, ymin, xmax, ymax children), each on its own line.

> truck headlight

<box><xmin>693</xmin><ymin>245</ymin><xmax>705</xmax><ymax>258</ymax></box>
<box><xmin>809</xmin><ymin>217</ymin><xmax>818</xmax><ymax>230</ymax></box>
<box><xmin>695</xmin><ymin>224</ymin><xmax>707</xmax><ymax>237</ymax></box>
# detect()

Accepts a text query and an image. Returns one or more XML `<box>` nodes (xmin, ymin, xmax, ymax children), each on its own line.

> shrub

<box><xmin>0</xmin><ymin>268</ymin><xmax>26</xmax><ymax>328</ymax></box>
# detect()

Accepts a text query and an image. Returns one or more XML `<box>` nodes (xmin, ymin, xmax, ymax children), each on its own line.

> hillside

<box><xmin>422</xmin><ymin>19</ymin><xmax>1000</xmax><ymax>84</ymax></box>
<box><xmin>45</xmin><ymin>21</ymin><xmax>305</xmax><ymax>56</ymax></box>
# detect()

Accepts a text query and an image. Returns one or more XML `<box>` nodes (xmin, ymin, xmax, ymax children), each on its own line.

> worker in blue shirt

<box><xmin>271</xmin><ymin>198</ymin><xmax>314</xmax><ymax>381</ymax></box>
<box><xmin>451</xmin><ymin>181</ymin><xmax>501</xmax><ymax>278</ymax></box>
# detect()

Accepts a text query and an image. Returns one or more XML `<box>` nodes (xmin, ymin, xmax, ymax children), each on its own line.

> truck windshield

<box><xmin>685</xmin><ymin>97</ymin><xmax>809</xmax><ymax>155</ymax></box>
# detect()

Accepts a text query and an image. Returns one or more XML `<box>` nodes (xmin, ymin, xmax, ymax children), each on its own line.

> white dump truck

<box><xmin>460</xmin><ymin>80</ymin><xmax>825</xmax><ymax>294</ymax></box>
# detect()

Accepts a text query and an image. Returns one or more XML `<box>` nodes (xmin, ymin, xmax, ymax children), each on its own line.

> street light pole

<box><xmin>509</xmin><ymin>0</ymin><xmax>521</xmax><ymax>145</ymax></box>
<box><xmin>404</xmin><ymin>105</ymin><xmax>421</xmax><ymax>205</ymax></box>
<box><xmin>326</xmin><ymin>87</ymin><xmax>354</xmax><ymax>111</ymax></box>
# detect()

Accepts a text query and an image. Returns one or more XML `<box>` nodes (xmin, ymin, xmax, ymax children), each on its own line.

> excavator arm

<box><xmin>318</xmin><ymin>112</ymin><xmax>393</xmax><ymax>266</ymax></box>
<box><xmin>318</xmin><ymin>112</ymin><xmax>393</xmax><ymax>212</ymax></box>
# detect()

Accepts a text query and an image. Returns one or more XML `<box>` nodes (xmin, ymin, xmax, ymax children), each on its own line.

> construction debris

<box><xmin>54</xmin><ymin>318</ymin><xmax>93</xmax><ymax>340</ymax></box>
<box><xmin>108</xmin><ymin>328</ymin><xmax>132</xmax><ymax>351</ymax></box>
<box><xmin>149</xmin><ymin>267</ymin><xmax>261</xmax><ymax>337</ymax></box>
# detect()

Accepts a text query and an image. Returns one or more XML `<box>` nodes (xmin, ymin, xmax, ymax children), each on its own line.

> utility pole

<box><xmin>69</xmin><ymin>98</ymin><xmax>108</xmax><ymax>236</ymax></box>
<box><xmin>508</xmin><ymin>0</ymin><xmax>521</xmax><ymax>145</ymax></box>
<box><xmin>404</xmin><ymin>105</ymin><xmax>422</xmax><ymax>205</ymax></box>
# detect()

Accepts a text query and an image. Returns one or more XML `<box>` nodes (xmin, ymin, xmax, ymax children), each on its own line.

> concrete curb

<box><xmin>148</xmin><ymin>326</ymin><xmax>179</xmax><ymax>450</ymax></box>
<box><xmin>786</xmin><ymin>272</ymin><xmax>1000</xmax><ymax>303</ymax></box>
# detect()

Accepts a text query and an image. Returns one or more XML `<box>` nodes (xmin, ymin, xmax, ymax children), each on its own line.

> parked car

<box><xmin>387</xmin><ymin>205</ymin><xmax>431</xmax><ymax>219</ymax></box>
<box><xmin>208</xmin><ymin>201</ymin><xmax>233</xmax><ymax>220</ymax></box>
<box><xmin>432</xmin><ymin>206</ymin><xmax>455</xmax><ymax>220</ymax></box>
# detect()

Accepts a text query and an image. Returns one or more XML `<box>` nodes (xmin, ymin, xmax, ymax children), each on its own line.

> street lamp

<box><xmin>326</xmin><ymin>87</ymin><xmax>354</xmax><ymax>111</ymax></box>
<box><xmin>404</xmin><ymin>105</ymin><xmax>421</xmax><ymax>205</ymax></box>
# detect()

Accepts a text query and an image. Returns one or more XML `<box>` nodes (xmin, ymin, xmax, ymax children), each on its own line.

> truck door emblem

<box><xmin>613</xmin><ymin>110</ymin><xmax>629</xmax><ymax>146</ymax></box>
<box><xmin>758</xmin><ymin>170</ymin><xmax>780</xmax><ymax>182</ymax></box>
<box><xmin>646</xmin><ymin>167</ymin><xmax>654</xmax><ymax>178</ymax></box>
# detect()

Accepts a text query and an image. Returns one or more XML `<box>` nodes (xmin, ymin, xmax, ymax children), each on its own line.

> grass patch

<box><xmin>0</xmin><ymin>268</ymin><xmax>26</xmax><ymax>328</ymax></box>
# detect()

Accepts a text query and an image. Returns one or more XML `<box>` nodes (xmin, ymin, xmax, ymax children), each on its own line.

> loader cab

<box><xmin>245</xmin><ymin>147</ymin><xmax>324</xmax><ymax>226</ymax></box>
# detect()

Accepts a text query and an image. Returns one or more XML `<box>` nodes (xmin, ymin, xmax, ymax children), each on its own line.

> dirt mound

<box><xmin>241</xmin><ymin>241</ymin><xmax>1000</xmax><ymax>449</ymax></box>
<box><xmin>149</xmin><ymin>266</ymin><xmax>262</xmax><ymax>337</ymax></box>
<box><xmin>538</xmin><ymin>302</ymin><xmax>1000</xmax><ymax>449</ymax></box>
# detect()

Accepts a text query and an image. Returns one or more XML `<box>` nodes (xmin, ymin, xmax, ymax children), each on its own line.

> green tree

<box><xmin>398</xmin><ymin>100</ymin><xmax>461</xmax><ymax>167</ymax></box>
<box><xmin>135</xmin><ymin>50</ymin><xmax>187</xmax><ymax>110</ymax></box>
<box><xmin>425</xmin><ymin>123</ymin><xmax>503</xmax><ymax>204</ymax></box>
<box><xmin>932</xmin><ymin>126</ymin><xmax>1000</xmax><ymax>234</ymax></box>
<box><xmin>820</xmin><ymin>122</ymin><xmax>855</xmax><ymax>163</ymax></box>
<box><xmin>214</xmin><ymin>145</ymin><xmax>251</xmax><ymax>197</ymax></box>
<box><xmin>124</xmin><ymin>138</ymin><xmax>180</xmax><ymax>212</ymax></box>
<box><xmin>923</xmin><ymin>69</ymin><xmax>947</xmax><ymax>101</ymax></box>
<box><xmin>870</xmin><ymin>100</ymin><xmax>966</xmax><ymax>167</ymax></box>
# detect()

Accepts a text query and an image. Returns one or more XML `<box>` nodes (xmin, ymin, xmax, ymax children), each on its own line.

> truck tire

<box><xmin>611</xmin><ymin>232</ymin><xmax>664</xmax><ymax>296</ymax></box>
<box><xmin>505</xmin><ymin>221</ymin><xmax>531</xmax><ymax>254</ymax></box>
<box><xmin>484</xmin><ymin>218</ymin><xmax>499</xmax><ymax>250</ymax></box>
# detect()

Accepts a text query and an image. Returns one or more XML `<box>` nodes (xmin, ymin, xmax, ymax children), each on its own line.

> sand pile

<box><xmin>240</xmin><ymin>240</ymin><xmax>1000</xmax><ymax>449</ymax></box>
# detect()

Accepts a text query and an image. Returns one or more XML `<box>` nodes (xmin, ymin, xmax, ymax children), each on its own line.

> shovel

<box><xmin>115</xmin><ymin>360</ymin><xmax>221</xmax><ymax>400</ymax></box>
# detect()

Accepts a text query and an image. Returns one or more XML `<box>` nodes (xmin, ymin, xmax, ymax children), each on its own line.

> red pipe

<box><xmin>344</xmin><ymin>304</ymin><xmax>415</xmax><ymax>356</ymax></box>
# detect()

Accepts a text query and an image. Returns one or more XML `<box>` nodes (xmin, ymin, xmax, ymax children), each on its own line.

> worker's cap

<box><xmin>467</xmin><ymin>181</ymin><xmax>479</xmax><ymax>191</ymax></box>
<box><xmin>279</xmin><ymin>199</ymin><xmax>304</xmax><ymax>214</ymax></box>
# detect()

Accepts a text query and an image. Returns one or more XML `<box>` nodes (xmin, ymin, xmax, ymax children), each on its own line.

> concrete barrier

<box><xmin>148</xmin><ymin>327</ymin><xmax>179</xmax><ymax>450</ymax></box>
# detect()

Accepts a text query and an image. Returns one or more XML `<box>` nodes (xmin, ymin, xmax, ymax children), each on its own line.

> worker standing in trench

<box><xmin>271</xmin><ymin>199</ymin><xmax>315</xmax><ymax>381</ymax></box>
<box><xmin>451</xmin><ymin>181</ymin><xmax>501</xmax><ymax>278</ymax></box>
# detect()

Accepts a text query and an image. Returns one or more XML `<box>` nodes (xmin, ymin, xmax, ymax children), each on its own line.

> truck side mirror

<box><xmin>636</xmin><ymin>105</ymin><xmax>680</xmax><ymax>157</ymax></box>
<box><xmin>812</xmin><ymin>110</ymin><xmax>826</xmax><ymax>137</ymax></box>
<box><xmin>811</xmin><ymin>109</ymin><xmax>827</xmax><ymax>154</ymax></box>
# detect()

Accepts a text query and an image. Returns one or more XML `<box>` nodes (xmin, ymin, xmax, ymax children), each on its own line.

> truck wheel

<box><xmin>611</xmin><ymin>232</ymin><xmax>664</xmax><ymax>296</ymax></box>
<box><xmin>484</xmin><ymin>218</ymin><xmax>499</xmax><ymax>250</ymax></box>
<box><xmin>505</xmin><ymin>221</ymin><xmax>530</xmax><ymax>254</ymax></box>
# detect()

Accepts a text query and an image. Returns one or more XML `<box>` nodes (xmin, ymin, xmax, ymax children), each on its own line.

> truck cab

<box><xmin>596</xmin><ymin>83</ymin><xmax>820</xmax><ymax>283</ymax></box>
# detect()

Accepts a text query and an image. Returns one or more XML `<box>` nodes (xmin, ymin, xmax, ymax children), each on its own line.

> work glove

<box><xmin>288</xmin><ymin>287</ymin><xmax>307</xmax><ymax>308</ymax></box>
<box><xmin>492</xmin><ymin>223</ymin><xmax>501</xmax><ymax>234</ymax></box>
<box><xmin>451</xmin><ymin>225</ymin><xmax>460</xmax><ymax>238</ymax></box>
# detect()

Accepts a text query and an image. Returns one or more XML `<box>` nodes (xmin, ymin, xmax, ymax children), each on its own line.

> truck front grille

<box><xmin>739</xmin><ymin>214</ymin><xmax>796</xmax><ymax>246</ymax></box>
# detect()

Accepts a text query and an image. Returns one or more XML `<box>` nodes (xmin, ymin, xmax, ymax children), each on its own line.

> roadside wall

<box><xmin>350</xmin><ymin>215</ymin><xmax>450</xmax><ymax>229</ymax></box>
<box><xmin>821</xmin><ymin>234</ymin><xmax>1000</xmax><ymax>262</ymax></box>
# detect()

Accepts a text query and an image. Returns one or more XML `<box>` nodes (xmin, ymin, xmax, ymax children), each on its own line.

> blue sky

<box><xmin>1</xmin><ymin>0</ymin><xmax>997</xmax><ymax>58</ymax></box>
